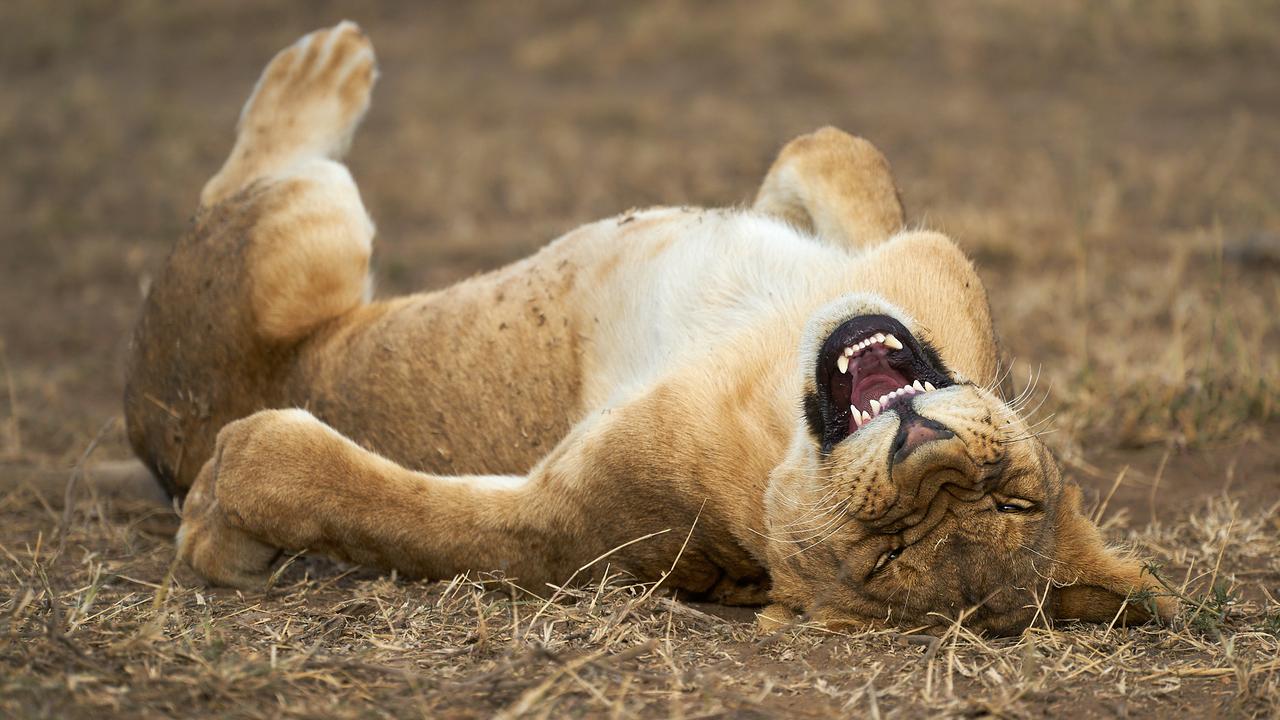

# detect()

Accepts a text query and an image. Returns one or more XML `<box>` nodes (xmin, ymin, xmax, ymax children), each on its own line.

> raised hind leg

<box><xmin>200</xmin><ymin>21</ymin><xmax>378</xmax><ymax>207</ymax></box>
<box><xmin>199</xmin><ymin>21</ymin><xmax>380</xmax><ymax>341</ymax></box>
<box><xmin>754</xmin><ymin>126</ymin><xmax>906</xmax><ymax>251</ymax></box>
<box><xmin>125</xmin><ymin>22</ymin><xmax>381</xmax><ymax>496</ymax></box>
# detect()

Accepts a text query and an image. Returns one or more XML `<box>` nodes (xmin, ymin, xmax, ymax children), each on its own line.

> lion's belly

<box><xmin>283</xmin><ymin>248</ymin><xmax>589</xmax><ymax>475</ymax></box>
<box><xmin>572</xmin><ymin>209</ymin><xmax>848</xmax><ymax>407</ymax></box>
<box><xmin>282</xmin><ymin>208</ymin><xmax>849</xmax><ymax>475</ymax></box>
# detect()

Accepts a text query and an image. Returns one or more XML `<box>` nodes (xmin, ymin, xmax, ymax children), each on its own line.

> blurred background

<box><xmin>2</xmin><ymin>3</ymin><xmax>1278</xmax><ymax>716</ymax></box>
<box><xmin>0</xmin><ymin>0</ymin><xmax>1276</xmax><ymax>491</ymax></box>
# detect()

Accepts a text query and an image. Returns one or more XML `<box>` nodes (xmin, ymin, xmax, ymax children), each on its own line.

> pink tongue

<box><xmin>852</xmin><ymin>373</ymin><xmax>907</xmax><ymax>410</ymax></box>
<box><xmin>849</xmin><ymin>349</ymin><xmax>909</xmax><ymax>411</ymax></box>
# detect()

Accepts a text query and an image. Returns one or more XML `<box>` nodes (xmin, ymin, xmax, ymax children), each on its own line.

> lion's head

<box><xmin>763</xmin><ymin>296</ymin><xmax>1174</xmax><ymax>634</ymax></box>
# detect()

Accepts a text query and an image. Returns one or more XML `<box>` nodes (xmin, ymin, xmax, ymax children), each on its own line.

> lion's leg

<box><xmin>753</xmin><ymin>127</ymin><xmax>905</xmax><ymax>251</ymax></box>
<box><xmin>200</xmin><ymin>21</ymin><xmax>380</xmax><ymax>342</ymax></box>
<box><xmin>204</xmin><ymin>20</ymin><xmax>381</xmax><ymax>343</ymax></box>
<box><xmin>200</xmin><ymin>21</ymin><xmax>377</xmax><ymax>207</ymax></box>
<box><xmin>126</xmin><ymin>23</ymin><xmax>380</xmax><ymax>496</ymax></box>
<box><xmin>176</xmin><ymin>409</ymin><xmax>725</xmax><ymax>593</ymax></box>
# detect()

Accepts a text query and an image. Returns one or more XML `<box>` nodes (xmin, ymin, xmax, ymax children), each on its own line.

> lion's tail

<box><xmin>2</xmin><ymin>458</ymin><xmax>171</xmax><ymax>510</ymax></box>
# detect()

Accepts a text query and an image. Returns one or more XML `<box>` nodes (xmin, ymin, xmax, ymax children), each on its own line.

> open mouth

<box><xmin>812</xmin><ymin>314</ymin><xmax>953</xmax><ymax>450</ymax></box>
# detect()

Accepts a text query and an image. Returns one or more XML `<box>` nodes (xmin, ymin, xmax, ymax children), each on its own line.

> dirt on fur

<box><xmin>2</xmin><ymin>1</ymin><xmax>1278</xmax><ymax>717</ymax></box>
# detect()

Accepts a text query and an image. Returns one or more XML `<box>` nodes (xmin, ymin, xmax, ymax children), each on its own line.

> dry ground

<box><xmin>2</xmin><ymin>1</ymin><xmax>1279</xmax><ymax>717</ymax></box>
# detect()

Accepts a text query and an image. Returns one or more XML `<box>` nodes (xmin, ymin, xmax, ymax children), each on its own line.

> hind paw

<box><xmin>243</xmin><ymin>21</ymin><xmax>377</xmax><ymax>160</ymax></box>
<box><xmin>202</xmin><ymin>21</ymin><xmax>378</xmax><ymax>206</ymax></box>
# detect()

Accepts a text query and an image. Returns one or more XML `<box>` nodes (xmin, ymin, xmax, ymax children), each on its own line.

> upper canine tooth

<box><xmin>924</xmin><ymin>381</ymin><xmax>936</xmax><ymax>391</ymax></box>
<box><xmin>837</xmin><ymin>356</ymin><xmax>849</xmax><ymax>374</ymax></box>
<box><xmin>884</xmin><ymin>334</ymin><xmax>903</xmax><ymax>350</ymax></box>
<box><xmin>913</xmin><ymin>380</ymin><xmax>925</xmax><ymax>392</ymax></box>
<box><xmin>869</xmin><ymin>399</ymin><xmax>881</xmax><ymax>414</ymax></box>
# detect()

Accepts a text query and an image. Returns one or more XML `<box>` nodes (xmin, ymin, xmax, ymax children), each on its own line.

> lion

<box><xmin>123</xmin><ymin>22</ymin><xmax>1173</xmax><ymax>635</ymax></box>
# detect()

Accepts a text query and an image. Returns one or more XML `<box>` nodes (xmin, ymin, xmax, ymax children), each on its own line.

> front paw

<box><xmin>175</xmin><ymin>439</ymin><xmax>280</xmax><ymax>589</ymax></box>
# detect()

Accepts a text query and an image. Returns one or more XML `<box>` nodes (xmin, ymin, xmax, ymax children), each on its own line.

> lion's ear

<box><xmin>1047</xmin><ymin>485</ymin><xmax>1176</xmax><ymax>625</ymax></box>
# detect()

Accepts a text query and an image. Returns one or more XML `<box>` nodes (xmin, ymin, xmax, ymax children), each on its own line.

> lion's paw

<box><xmin>203</xmin><ymin>22</ymin><xmax>378</xmax><ymax>206</ymax></box>
<box><xmin>175</xmin><ymin>445</ymin><xmax>280</xmax><ymax>589</ymax></box>
<box><xmin>240</xmin><ymin>20</ymin><xmax>377</xmax><ymax>162</ymax></box>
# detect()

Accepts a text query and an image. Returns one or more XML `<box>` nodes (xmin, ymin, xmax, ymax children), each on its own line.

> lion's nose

<box><xmin>891</xmin><ymin>414</ymin><xmax>954</xmax><ymax>465</ymax></box>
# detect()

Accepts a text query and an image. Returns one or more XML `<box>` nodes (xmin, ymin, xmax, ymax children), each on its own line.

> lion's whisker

<box><xmin>1013</xmin><ymin>382</ymin><xmax>1054</xmax><ymax>420</ymax></box>
<box><xmin>999</xmin><ymin>428</ymin><xmax>1059</xmax><ymax>444</ymax></box>
<box><xmin>786</xmin><ymin>516</ymin><xmax>855</xmax><ymax>558</ymax></box>
<box><xmin>772</xmin><ymin>498</ymin><xmax>852</xmax><ymax>531</ymax></box>
<box><xmin>985</xmin><ymin>357</ymin><xmax>1017</xmax><ymax>399</ymax></box>
<box><xmin>1007</xmin><ymin>364</ymin><xmax>1042</xmax><ymax>410</ymax></box>
<box><xmin>778</xmin><ymin>502</ymin><xmax>856</xmax><ymax>543</ymax></box>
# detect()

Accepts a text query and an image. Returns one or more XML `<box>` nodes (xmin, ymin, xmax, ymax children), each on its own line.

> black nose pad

<box><xmin>891</xmin><ymin>409</ymin><xmax>954</xmax><ymax>464</ymax></box>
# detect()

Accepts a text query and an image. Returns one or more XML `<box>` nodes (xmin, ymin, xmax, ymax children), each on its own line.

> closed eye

<box><xmin>869</xmin><ymin>546</ymin><xmax>903</xmax><ymax>577</ymax></box>
<box><xmin>994</xmin><ymin>497</ymin><xmax>1038</xmax><ymax>513</ymax></box>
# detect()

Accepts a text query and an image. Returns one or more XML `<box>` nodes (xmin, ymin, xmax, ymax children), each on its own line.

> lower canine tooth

<box><xmin>852</xmin><ymin>407</ymin><xmax>862</xmax><ymax>427</ymax></box>
<box><xmin>884</xmin><ymin>334</ymin><xmax>903</xmax><ymax>350</ymax></box>
<box><xmin>837</xmin><ymin>356</ymin><xmax>849</xmax><ymax>374</ymax></box>
<box><xmin>924</xmin><ymin>381</ymin><xmax>936</xmax><ymax>391</ymax></box>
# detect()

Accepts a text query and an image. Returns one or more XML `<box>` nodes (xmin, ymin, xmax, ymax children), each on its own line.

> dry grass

<box><xmin>1</xmin><ymin>1</ymin><xmax>1278</xmax><ymax>717</ymax></box>
<box><xmin>2</xmin><ymin>487</ymin><xmax>1278</xmax><ymax>717</ymax></box>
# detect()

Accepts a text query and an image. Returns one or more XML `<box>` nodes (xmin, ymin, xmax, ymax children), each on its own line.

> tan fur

<box><xmin>754</xmin><ymin>127</ymin><xmax>906</xmax><ymax>250</ymax></box>
<box><xmin>128</xmin><ymin>24</ymin><xmax>1174</xmax><ymax>633</ymax></box>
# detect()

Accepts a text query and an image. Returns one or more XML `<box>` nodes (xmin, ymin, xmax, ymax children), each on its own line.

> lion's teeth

<box><xmin>862</xmin><ymin>410</ymin><xmax>872</xmax><ymax>424</ymax></box>
<box><xmin>874</xmin><ymin>333</ymin><xmax>885</xmax><ymax>344</ymax></box>
<box><xmin>884</xmin><ymin>334</ymin><xmax>903</xmax><ymax>350</ymax></box>
<box><xmin>852</xmin><ymin>405</ymin><xmax>862</xmax><ymax>427</ymax></box>
<box><xmin>913</xmin><ymin>380</ymin><xmax>925</xmax><ymax>392</ymax></box>
<box><xmin>837</xmin><ymin>355</ymin><xmax>849</xmax><ymax>374</ymax></box>
<box><xmin>924</xmin><ymin>381</ymin><xmax>936</xmax><ymax>392</ymax></box>
<box><xmin>844</xmin><ymin>347</ymin><xmax>855</xmax><ymax>357</ymax></box>
<box><xmin>869</xmin><ymin>398</ymin><xmax>881</xmax><ymax>414</ymax></box>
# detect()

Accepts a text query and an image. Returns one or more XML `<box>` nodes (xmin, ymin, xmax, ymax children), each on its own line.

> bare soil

<box><xmin>2</xmin><ymin>2</ymin><xmax>1278</xmax><ymax>717</ymax></box>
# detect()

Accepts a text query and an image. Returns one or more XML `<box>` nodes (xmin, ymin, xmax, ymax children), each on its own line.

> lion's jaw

<box><xmin>759</xmin><ymin>297</ymin><xmax>1169</xmax><ymax>634</ymax></box>
<box><xmin>765</xmin><ymin>377</ymin><xmax>1065</xmax><ymax>634</ymax></box>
